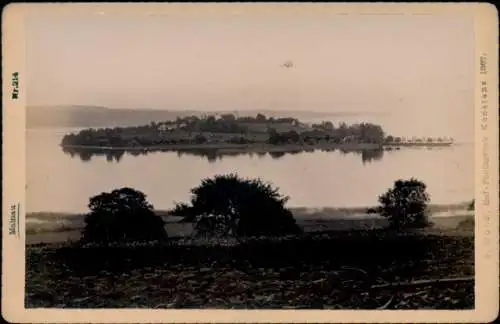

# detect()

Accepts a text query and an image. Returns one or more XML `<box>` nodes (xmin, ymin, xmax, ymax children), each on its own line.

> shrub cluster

<box><xmin>82</xmin><ymin>176</ymin><xmax>433</xmax><ymax>245</ymax></box>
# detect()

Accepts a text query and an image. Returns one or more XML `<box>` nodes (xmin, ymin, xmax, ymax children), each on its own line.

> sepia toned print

<box><xmin>2</xmin><ymin>3</ymin><xmax>498</xmax><ymax>323</ymax></box>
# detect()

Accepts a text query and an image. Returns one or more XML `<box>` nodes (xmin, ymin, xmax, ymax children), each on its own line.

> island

<box><xmin>60</xmin><ymin>113</ymin><xmax>454</xmax><ymax>153</ymax></box>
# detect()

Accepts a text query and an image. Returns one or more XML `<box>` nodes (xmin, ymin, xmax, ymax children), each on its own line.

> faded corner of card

<box><xmin>1</xmin><ymin>2</ymin><xmax>24</xmax><ymax>22</ymax></box>
<box><xmin>1</xmin><ymin>301</ymin><xmax>22</xmax><ymax>324</ymax></box>
<box><xmin>478</xmin><ymin>2</ymin><xmax>499</xmax><ymax>16</ymax></box>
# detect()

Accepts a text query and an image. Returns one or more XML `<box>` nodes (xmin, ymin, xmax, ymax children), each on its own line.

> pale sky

<box><xmin>26</xmin><ymin>11</ymin><xmax>474</xmax><ymax>123</ymax></box>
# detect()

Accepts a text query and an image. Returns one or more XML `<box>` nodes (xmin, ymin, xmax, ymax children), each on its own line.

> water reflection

<box><xmin>62</xmin><ymin>146</ymin><xmax>392</xmax><ymax>164</ymax></box>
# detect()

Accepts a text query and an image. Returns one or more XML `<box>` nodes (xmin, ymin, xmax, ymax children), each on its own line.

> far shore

<box><xmin>61</xmin><ymin>141</ymin><xmax>453</xmax><ymax>153</ymax></box>
<box><xmin>26</xmin><ymin>202</ymin><xmax>473</xmax><ymax>245</ymax></box>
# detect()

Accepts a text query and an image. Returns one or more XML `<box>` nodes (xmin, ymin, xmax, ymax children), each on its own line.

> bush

<box><xmin>193</xmin><ymin>134</ymin><xmax>207</xmax><ymax>144</ymax></box>
<box><xmin>378</xmin><ymin>178</ymin><xmax>431</xmax><ymax>230</ymax></box>
<box><xmin>170</xmin><ymin>174</ymin><xmax>302</xmax><ymax>237</ymax></box>
<box><xmin>468</xmin><ymin>199</ymin><xmax>475</xmax><ymax>211</ymax></box>
<box><xmin>82</xmin><ymin>188</ymin><xmax>168</xmax><ymax>244</ymax></box>
<box><xmin>456</xmin><ymin>217</ymin><xmax>475</xmax><ymax>230</ymax></box>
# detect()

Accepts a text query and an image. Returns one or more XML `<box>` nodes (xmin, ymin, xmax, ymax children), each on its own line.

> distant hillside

<box><xmin>27</xmin><ymin>105</ymin><xmax>198</xmax><ymax>129</ymax></box>
<box><xmin>27</xmin><ymin>105</ymin><xmax>382</xmax><ymax>129</ymax></box>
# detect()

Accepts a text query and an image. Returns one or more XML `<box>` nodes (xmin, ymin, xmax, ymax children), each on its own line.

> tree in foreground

<box><xmin>456</xmin><ymin>199</ymin><xmax>475</xmax><ymax>230</ymax></box>
<box><xmin>378</xmin><ymin>178</ymin><xmax>431</xmax><ymax>229</ymax></box>
<box><xmin>170</xmin><ymin>174</ymin><xmax>302</xmax><ymax>238</ymax></box>
<box><xmin>82</xmin><ymin>187</ymin><xmax>168</xmax><ymax>244</ymax></box>
<box><xmin>468</xmin><ymin>199</ymin><xmax>475</xmax><ymax>211</ymax></box>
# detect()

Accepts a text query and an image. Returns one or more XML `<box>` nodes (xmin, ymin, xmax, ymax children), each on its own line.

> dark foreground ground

<box><xmin>26</xmin><ymin>229</ymin><xmax>474</xmax><ymax>309</ymax></box>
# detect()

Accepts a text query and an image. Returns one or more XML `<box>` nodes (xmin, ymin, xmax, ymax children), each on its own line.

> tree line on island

<box><xmin>61</xmin><ymin>113</ymin><xmax>454</xmax><ymax>149</ymax></box>
<box><xmin>81</xmin><ymin>175</ymin><xmax>442</xmax><ymax>245</ymax></box>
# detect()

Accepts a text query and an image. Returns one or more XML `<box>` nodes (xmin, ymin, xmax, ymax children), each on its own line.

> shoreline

<box><xmin>26</xmin><ymin>203</ymin><xmax>473</xmax><ymax>245</ymax></box>
<box><xmin>26</xmin><ymin>202</ymin><xmax>471</xmax><ymax>220</ymax></box>
<box><xmin>61</xmin><ymin>142</ymin><xmax>454</xmax><ymax>153</ymax></box>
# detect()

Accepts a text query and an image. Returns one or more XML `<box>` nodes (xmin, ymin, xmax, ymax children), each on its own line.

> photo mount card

<box><xmin>2</xmin><ymin>3</ymin><xmax>498</xmax><ymax>323</ymax></box>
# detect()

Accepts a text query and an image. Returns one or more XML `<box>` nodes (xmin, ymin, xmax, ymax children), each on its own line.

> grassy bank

<box><xmin>26</xmin><ymin>202</ymin><xmax>471</xmax><ymax>223</ymax></box>
<box><xmin>26</xmin><ymin>229</ymin><xmax>474</xmax><ymax>309</ymax></box>
<box><xmin>25</xmin><ymin>203</ymin><xmax>473</xmax><ymax>245</ymax></box>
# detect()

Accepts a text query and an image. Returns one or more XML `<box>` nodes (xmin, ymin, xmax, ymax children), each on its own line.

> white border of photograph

<box><xmin>2</xmin><ymin>3</ymin><xmax>498</xmax><ymax>323</ymax></box>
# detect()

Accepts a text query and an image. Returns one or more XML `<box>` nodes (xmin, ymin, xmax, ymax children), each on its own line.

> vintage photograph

<box><xmin>19</xmin><ymin>4</ymin><xmax>480</xmax><ymax>313</ymax></box>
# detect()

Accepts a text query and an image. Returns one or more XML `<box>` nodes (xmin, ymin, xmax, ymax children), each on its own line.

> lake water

<box><xmin>26</xmin><ymin>127</ymin><xmax>474</xmax><ymax>214</ymax></box>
